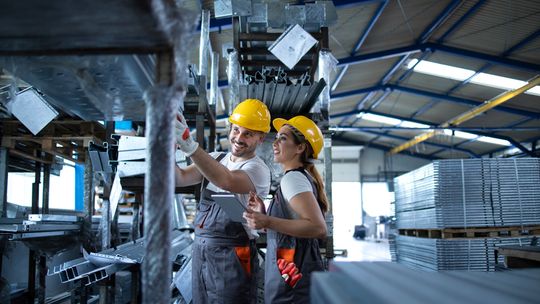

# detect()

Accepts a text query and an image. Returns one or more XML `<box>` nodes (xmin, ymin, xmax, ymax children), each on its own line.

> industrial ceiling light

<box><xmin>406</xmin><ymin>59</ymin><xmax>540</xmax><ymax>96</ymax></box>
<box><xmin>356</xmin><ymin>112</ymin><xmax>510</xmax><ymax>146</ymax></box>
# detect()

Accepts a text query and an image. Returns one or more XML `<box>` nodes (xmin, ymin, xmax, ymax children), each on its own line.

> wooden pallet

<box><xmin>398</xmin><ymin>225</ymin><xmax>540</xmax><ymax>239</ymax></box>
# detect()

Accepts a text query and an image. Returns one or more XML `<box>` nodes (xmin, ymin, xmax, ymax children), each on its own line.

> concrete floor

<box><xmin>333</xmin><ymin>237</ymin><xmax>391</xmax><ymax>262</ymax></box>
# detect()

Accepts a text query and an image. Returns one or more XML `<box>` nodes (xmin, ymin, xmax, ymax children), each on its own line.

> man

<box><xmin>175</xmin><ymin>98</ymin><xmax>271</xmax><ymax>304</ymax></box>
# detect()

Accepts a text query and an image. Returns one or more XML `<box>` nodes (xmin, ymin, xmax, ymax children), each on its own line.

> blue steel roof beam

<box><xmin>331</xmin><ymin>84</ymin><xmax>540</xmax><ymax>119</ymax></box>
<box><xmin>332</xmin><ymin>109</ymin><xmax>533</xmax><ymax>155</ymax></box>
<box><xmin>427</xmin><ymin>42</ymin><xmax>540</xmax><ymax>71</ymax></box>
<box><xmin>417</xmin><ymin>0</ymin><xmax>463</xmax><ymax>44</ymax></box>
<box><xmin>333</xmin><ymin>126</ymin><xmax>540</xmax><ymax>132</ymax></box>
<box><xmin>331</xmin><ymin>1</ymin><xmax>389</xmax><ymax>92</ymax></box>
<box><xmin>394</xmin><ymin>0</ymin><xmax>462</xmax><ymax>84</ymax></box>
<box><xmin>395</xmin><ymin>51</ymin><xmax>431</xmax><ymax>84</ymax></box>
<box><xmin>506</xmin><ymin>117</ymin><xmax>533</xmax><ymax>128</ymax></box>
<box><xmin>337</xmin><ymin>45</ymin><xmax>423</xmax><ymax>67</ymax></box>
<box><xmin>336</xmin><ymin>43</ymin><xmax>540</xmax><ymax>71</ymax></box>
<box><xmin>358</xmin><ymin>129</ymin><xmax>479</xmax><ymax>157</ymax></box>
<box><xmin>379</xmin><ymin>55</ymin><xmax>411</xmax><ymax>85</ymax></box>
<box><xmin>413</xmin><ymin>28</ymin><xmax>539</xmax><ymax>120</ymax></box>
<box><xmin>334</xmin><ymin>134</ymin><xmax>437</xmax><ymax>160</ymax></box>
<box><xmin>367</xmin><ymin>88</ymin><xmax>392</xmax><ymax>110</ymax></box>
<box><xmin>390</xmin><ymin>85</ymin><xmax>540</xmax><ymax>119</ymax></box>
<box><xmin>436</xmin><ymin>0</ymin><xmax>487</xmax><ymax>43</ymax></box>
<box><xmin>331</xmin><ymin>85</ymin><xmax>384</xmax><ymax>101</ymax></box>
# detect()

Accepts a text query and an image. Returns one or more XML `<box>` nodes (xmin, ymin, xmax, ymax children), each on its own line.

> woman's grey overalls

<box><xmin>264</xmin><ymin>168</ymin><xmax>325</xmax><ymax>304</ymax></box>
<box><xmin>192</xmin><ymin>153</ymin><xmax>258</xmax><ymax>304</ymax></box>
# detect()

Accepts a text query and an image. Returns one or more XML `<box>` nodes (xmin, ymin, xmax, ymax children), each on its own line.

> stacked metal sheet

<box><xmin>394</xmin><ymin>158</ymin><xmax>540</xmax><ymax>229</ymax></box>
<box><xmin>394</xmin><ymin>235</ymin><xmax>534</xmax><ymax>271</ymax></box>
<box><xmin>311</xmin><ymin>262</ymin><xmax>540</xmax><ymax>304</ymax></box>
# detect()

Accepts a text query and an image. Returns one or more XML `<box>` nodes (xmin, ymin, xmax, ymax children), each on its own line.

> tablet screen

<box><xmin>211</xmin><ymin>193</ymin><xmax>247</xmax><ymax>223</ymax></box>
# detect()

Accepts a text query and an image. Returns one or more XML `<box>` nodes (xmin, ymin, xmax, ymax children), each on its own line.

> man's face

<box><xmin>228</xmin><ymin>124</ymin><xmax>264</xmax><ymax>158</ymax></box>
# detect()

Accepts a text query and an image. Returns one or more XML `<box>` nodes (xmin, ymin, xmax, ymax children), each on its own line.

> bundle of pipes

<box><xmin>238</xmin><ymin>69</ymin><xmax>326</xmax><ymax>114</ymax></box>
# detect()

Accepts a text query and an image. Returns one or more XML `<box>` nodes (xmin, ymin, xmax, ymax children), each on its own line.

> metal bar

<box><xmin>42</xmin><ymin>162</ymin><xmax>50</xmax><ymax>214</ymax></box>
<box><xmin>427</xmin><ymin>42</ymin><xmax>540</xmax><ymax>72</ymax></box>
<box><xmin>334</xmin><ymin>135</ymin><xmax>437</xmax><ymax>160</ymax></box>
<box><xmin>417</xmin><ymin>0</ymin><xmax>462</xmax><ymax>44</ymax></box>
<box><xmin>337</xmin><ymin>45</ymin><xmax>422</xmax><ymax>67</ymax></box>
<box><xmin>143</xmin><ymin>49</ymin><xmax>175</xmax><ymax>304</ymax></box>
<box><xmin>437</xmin><ymin>0</ymin><xmax>486</xmax><ymax>42</ymax></box>
<box><xmin>337</xmin><ymin>43</ymin><xmax>540</xmax><ymax>71</ymax></box>
<box><xmin>367</xmin><ymin>88</ymin><xmax>391</xmax><ymax>110</ymax></box>
<box><xmin>198</xmin><ymin>10</ymin><xmax>210</xmax><ymax>77</ymax></box>
<box><xmin>332</xmin><ymin>0</ymin><xmax>389</xmax><ymax>92</ymax></box>
<box><xmin>443</xmin><ymin>75</ymin><xmax>540</xmax><ymax>126</ymax></box>
<box><xmin>389</xmin><ymin>76</ymin><xmax>540</xmax><ymax>155</ymax></box>
<box><xmin>361</xmin><ymin>129</ymin><xmax>478</xmax><ymax>157</ymax></box>
<box><xmin>333</xmin><ymin>84</ymin><xmax>540</xmax><ymax>119</ymax></box>
<box><xmin>331</xmin><ymin>126</ymin><xmax>540</xmax><ymax>132</ymax></box>
<box><xmin>0</xmin><ymin>148</ymin><xmax>8</xmax><ymax>218</ymax></box>
<box><xmin>379</xmin><ymin>55</ymin><xmax>410</xmax><ymax>85</ymax></box>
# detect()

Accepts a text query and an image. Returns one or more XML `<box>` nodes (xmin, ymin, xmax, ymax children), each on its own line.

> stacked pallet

<box><xmin>392</xmin><ymin>158</ymin><xmax>540</xmax><ymax>271</ymax></box>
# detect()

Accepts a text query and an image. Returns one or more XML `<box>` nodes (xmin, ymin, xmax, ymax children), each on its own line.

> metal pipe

<box><xmin>199</xmin><ymin>10</ymin><xmax>210</xmax><ymax>77</ymax></box>
<box><xmin>227</xmin><ymin>49</ymin><xmax>240</xmax><ymax>114</ymax></box>
<box><xmin>210</xmin><ymin>51</ymin><xmax>219</xmax><ymax>106</ymax></box>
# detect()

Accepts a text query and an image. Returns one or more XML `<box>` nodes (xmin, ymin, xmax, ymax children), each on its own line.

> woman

<box><xmin>243</xmin><ymin>115</ymin><xmax>328</xmax><ymax>303</ymax></box>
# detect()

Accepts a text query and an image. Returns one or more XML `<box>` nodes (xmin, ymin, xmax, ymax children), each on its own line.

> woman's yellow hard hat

<box><xmin>273</xmin><ymin>115</ymin><xmax>323</xmax><ymax>159</ymax></box>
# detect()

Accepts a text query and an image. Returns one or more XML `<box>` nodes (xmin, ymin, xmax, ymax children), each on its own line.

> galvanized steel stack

<box><xmin>392</xmin><ymin>158</ymin><xmax>540</xmax><ymax>271</ymax></box>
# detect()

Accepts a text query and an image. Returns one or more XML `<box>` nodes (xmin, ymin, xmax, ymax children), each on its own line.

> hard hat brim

<box><xmin>272</xmin><ymin>118</ymin><xmax>288</xmax><ymax>132</ymax></box>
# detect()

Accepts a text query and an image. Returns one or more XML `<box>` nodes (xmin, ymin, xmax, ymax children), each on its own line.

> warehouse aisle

<box><xmin>334</xmin><ymin>237</ymin><xmax>391</xmax><ymax>262</ymax></box>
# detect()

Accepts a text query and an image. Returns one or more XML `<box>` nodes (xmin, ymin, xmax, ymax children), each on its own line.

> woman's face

<box><xmin>272</xmin><ymin>125</ymin><xmax>304</xmax><ymax>164</ymax></box>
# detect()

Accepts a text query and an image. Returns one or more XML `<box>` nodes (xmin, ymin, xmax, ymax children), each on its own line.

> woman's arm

<box><xmin>243</xmin><ymin>191</ymin><xmax>327</xmax><ymax>239</ymax></box>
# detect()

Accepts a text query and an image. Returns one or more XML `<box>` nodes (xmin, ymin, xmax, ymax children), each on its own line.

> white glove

<box><xmin>175</xmin><ymin>112</ymin><xmax>199</xmax><ymax>157</ymax></box>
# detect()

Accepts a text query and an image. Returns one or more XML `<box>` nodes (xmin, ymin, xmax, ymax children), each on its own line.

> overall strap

<box><xmin>200</xmin><ymin>152</ymin><xmax>227</xmax><ymax>192</ymax></box>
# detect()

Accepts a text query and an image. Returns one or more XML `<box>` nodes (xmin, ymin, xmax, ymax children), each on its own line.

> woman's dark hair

<box><xmin>288</xmin><ymin>125</ymin><xmax>329</xmax><ymax>214</ymax></box>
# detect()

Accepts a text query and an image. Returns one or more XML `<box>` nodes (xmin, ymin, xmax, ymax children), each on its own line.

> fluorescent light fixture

<box><xmin>399</xmin><ymin>121</ymin><xmax>431</xmax><ymax>128</ymax></box>
<box><xmin>406</xmin><ymin>59</ymin><xmax>540</xmax><ymax>96</ymax></box>
<box><xmin>356</xmin><ymin>111</ymin><xmax>512</xmax><ymax>147</ymax></box>
<box><xmin>361</xmin><ymin>113</ymin><xmax>401</xmax><ymax>125</ymax></box>
<box><xmin>476</xmin><ymin>136</ymin><xmax>511</xmax><ymax>146</ymax></box>
<box><xmin>406</xmin><ymin>59</ymin><xmax>475</xmax><ymax>81</ymax></box>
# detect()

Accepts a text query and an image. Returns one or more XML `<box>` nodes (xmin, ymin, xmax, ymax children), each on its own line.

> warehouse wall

<box><xmin>360</xmin><ymin>148</ymin><xmax>430</xmax><ymax>177</ymax></box>
<box><xmin>324</xmin><ymin>147</ymin><xmax>430</xmax><ymax>183</ymax></box>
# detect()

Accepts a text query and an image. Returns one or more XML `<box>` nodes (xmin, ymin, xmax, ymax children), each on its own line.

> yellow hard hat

<box><xmin>229</xmin><ymin>99</ymin><xmax>271</xmax><ymax>133</ymax></box>
<box><xmin>273</xmin><ymin>115</ymin><xmax>323</xmax><ymax>159</ymax></box>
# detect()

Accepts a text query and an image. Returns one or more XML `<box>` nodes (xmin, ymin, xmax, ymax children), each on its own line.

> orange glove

<box><xmin>277</xmin><ymin>259</ymin><xmax>302</xmax><ymax>288</ymax></box>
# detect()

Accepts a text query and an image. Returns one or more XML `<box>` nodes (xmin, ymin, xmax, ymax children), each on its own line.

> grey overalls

<box><xmin>192</xmin><ymin>153</ymin><xmax>258</xmax><ymax>304</ymax></box>
<box><xmin>264</xmin><ymin>168</ymin><xmax>325</xmax><ymax>304</ymax></box>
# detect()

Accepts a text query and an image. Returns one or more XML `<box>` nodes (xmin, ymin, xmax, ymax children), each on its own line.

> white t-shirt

<box><xmin>280</xmin><ymin>170</ymin><xmax>314</xmax><ymax>219</ymax></box>
<box><xmin>207</xmin><ymin>152</ymin><xmax>271</xmax><ymax>238</ymax></box>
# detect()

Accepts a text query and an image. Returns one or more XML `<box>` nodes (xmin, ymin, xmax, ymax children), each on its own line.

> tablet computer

<box><xmin>211</xmin><ymin>193</ymin><xmax>248</xmax><ymax>223</ymax></box>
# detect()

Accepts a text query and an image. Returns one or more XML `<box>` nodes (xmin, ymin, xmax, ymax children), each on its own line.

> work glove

<box><xmin>277</xmin><ymin>258</ymin><xmax>302</xmax><ymax>288</ymax></box>
<box><xmin>175</xmin><ymin>112</ymin><xmax>199</xmax><ymax>157</ymax></box>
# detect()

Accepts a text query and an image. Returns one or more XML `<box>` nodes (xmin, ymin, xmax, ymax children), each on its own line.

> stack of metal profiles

<box><xmin>394</xmin><ymin>235</ymin><xmax>534</xmax><ymax>271</ymax></box>
<box><xmin>49</xmin><ymin>230</ymin><xmax>192</xmax><ymax>286</ymax></box>
<box><xmin>394</xmin><ymin>158</ymin><xmax>540</xmax><ymax>229</ymax></box>
<box><xmin>0</xmin><ymin>214</ymin><xmax>82</xmax><ymax>240</ymax></box>
<box><xmin>311</xmin><ymin>262</ymin><xmax>540</xmax><ymax>304</ymax></box>
<box><xmin>238</xmin><ymin>70</ymin><xmax>325</xmax><ymax>114</ymax></box>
